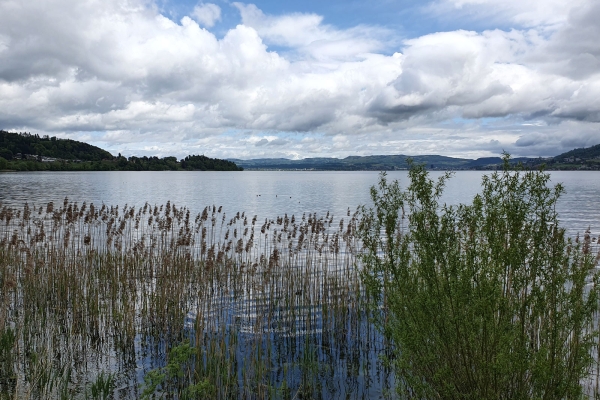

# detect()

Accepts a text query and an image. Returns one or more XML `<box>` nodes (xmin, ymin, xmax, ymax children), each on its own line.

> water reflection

<box><xmin>1</xmin><ymin>170</ymin><xmax>598</xmax><ymax>236</ymax></box>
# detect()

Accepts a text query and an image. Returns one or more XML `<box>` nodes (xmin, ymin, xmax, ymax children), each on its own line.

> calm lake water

<box><xmin>0</xmin><ymin>170</ymin><xmax>599</xmax><ymax>237</ymax></box>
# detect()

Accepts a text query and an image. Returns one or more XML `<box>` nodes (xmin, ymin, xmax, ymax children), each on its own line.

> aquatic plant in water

<box><xmin>359</xmin><ymin>158</ymin><xmax>600</xmax><ymax>398</ymax></box>
<box><xmin>0</xmin><ymin>198</ymin><xmax>388</xmax><ymax>399</ymax></box>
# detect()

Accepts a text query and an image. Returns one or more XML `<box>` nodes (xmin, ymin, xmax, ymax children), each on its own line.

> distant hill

<box><xmin>232</xmin><ymin>145</ymin><xmax>600</xmax><ymax>171</ymax></box>
<box><xmin>229</xmin><ymin>155</ymin><xmax>537</xmax><ymax>171</ymax></box>
<box><xmin>553</xmin><ymin>144</ymin><xmax>600</xmax><ymax>161</ymax></box>
<box><xmin>0</xmin><ymin>131</ymin><xmax>242</xmax><ymax>171</ymax></box>
<box><xmin>544</xmin><ymin>143</ymin><xmax>600</xmax><ymax>170</ymax></box>
<box><xmin>0</xmin><ymin>130</ymin><xmax>113</xmax><ymax>161</ymax></box>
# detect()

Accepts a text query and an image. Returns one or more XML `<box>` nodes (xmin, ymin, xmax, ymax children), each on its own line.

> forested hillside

<box><xmin>553</xmin><ymin>144</ymin><xmax>600</xmax><ymax>161</ymax></box>
<box><xmin>0</xmin><ymin>130</ymin><xmax>113</xmax><ymax>161</ymax></box>
<box><xmin>546</xmin><ymin>143</ymin><xmax>600</xmax><ymax>170</ymax></box>
<box><xmin>0</xmin><ymin>131</ymin><xmax>242</xmax><ymax>171</ymax></box>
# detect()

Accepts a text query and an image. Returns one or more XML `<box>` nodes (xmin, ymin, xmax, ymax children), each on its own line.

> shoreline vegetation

<box><xmin>0</xmin><ymin>131</ymin><xmax>243</xmax><ymax>172</ymax></box>
<box><xmin>1</xmin><ymin>158</ymin><xmax>600</xmax><ymax>398</ymax></box>
<box><xmin>2</xmin><ymin>130</ymin><xmax>600</xmax><ymax>172</ymax></box>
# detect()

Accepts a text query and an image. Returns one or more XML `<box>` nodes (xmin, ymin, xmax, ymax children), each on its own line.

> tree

<box><xmin>359</xmin><ymin>156</ymin><xmax>600</xmax><ymax>398</ymax></box>
<box><xmin>0</xmin><ymin>149</ymin><xmax>12</xmax><ymax>160</ymax></box>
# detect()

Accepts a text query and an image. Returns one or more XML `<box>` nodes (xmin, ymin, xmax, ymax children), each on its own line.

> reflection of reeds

<box><xmin>0</xmin><ymin>200</ymin><xmax>389</xmax><ymax>399</ymax></box>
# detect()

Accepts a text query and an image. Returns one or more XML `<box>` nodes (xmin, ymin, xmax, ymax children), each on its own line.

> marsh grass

<box><xmin>0</xmin><ymin>199</ymin><xmax>388</xmax><ymax>399</ymax></box>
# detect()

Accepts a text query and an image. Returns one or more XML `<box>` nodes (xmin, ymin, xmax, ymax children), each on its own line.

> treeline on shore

<box><xmin>0</xmin><ymin>131</ymin><xmax>242</xmax><ymax>171</ymax></box>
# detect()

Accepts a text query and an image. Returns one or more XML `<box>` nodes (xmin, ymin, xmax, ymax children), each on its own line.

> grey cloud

<box><xmin>552</xmin><ymin>109</ymin><xmax>600</xmax><ymax>123</ymax></box>
<box><xmin>367</xmin><ymin>102</ymin><xmax>435</xmax><ymax>124</ymax></box>
<box><xmin>267</xmin><ymin>106</ymin><xmax>337</xmax><ymax>132</ymax></box>
<box><xmin>564</xmin><ymin>54</ymin><xmax>600</xmax><ymax>80</ymax></box>
<box><xmin>526</xmin><ymin>109</ymin><xmax>553</xmax><ymax>119</ymax></box>
<box><xmin>268</xmin><ymin>138</ymin><xmax>289</xmax><ymax>146</ymax></box>
<box><xmin>0</xmin><ymin>114</ymin><xmax>43</xmax><ymax>130</ymax></box>
<box><xmin>544</xmin><ymin>1</ymin><xmax>600</xmax><ymax>80</ymax></box>
<box><xmin>252</xmin><ymin>137</ymin><xmax>291</xmax><ymax>147</ymax></box>
<box><xmin>48</xmin><ymin>85</ymin><xmax>129</xmax><ymax>115</ymax></box>
<box><xmin>447</xmin><ymin>82</ymin><xmax>512</xmax><ymax>106</ymax></box>
<box><xmin>497</xmin><ymin>124</ymin><xmax>600</xmax><ymax>157</ymax></box>
<box><xmin>515</xmin><ymin>132</ymin><xmax>546</xmax><ymax>147</ymax></box>
<box><xmin>558</xmin><ymin>130</ymin><xmax>600</xmax><ymax>149</ymax></box>
<box><xmin>368</xmin><ymin>79</ymin><xmax>514</xmax><ymax>124</ymax></box>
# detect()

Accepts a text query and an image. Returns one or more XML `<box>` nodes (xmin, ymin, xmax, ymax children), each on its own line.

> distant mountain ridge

<box><xmin>229</xmin><ymin>155</ymin><xmax>538</xmax><ymax>171</ymax></box>
<box><xmin>231</xmin><ymin>143</ymin><xmax>600</xmax><ymax>171</ymax></box>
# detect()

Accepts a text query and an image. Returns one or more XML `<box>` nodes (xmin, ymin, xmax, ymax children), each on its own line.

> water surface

<box><xmin>0</xmin><ymin>170</ymin><xmax>598</xmax><ymax>236</ymax></box>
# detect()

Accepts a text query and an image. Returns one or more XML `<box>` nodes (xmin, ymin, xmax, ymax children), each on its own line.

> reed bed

<box><xmin>0</xmin><ymin>200</ymin><xmax>392</xmax><ymax>399</ymax></box>
<box><xmin>1</xmin><ymin>198</ymin><xmax>599</xmax><ymax>399</ymax></box>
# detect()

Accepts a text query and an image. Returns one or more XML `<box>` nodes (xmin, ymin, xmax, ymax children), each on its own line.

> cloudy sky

<box><xmin>0</xmin><ymin>0</ymin><xmax>598</xmax><ymax>159</ymax></box>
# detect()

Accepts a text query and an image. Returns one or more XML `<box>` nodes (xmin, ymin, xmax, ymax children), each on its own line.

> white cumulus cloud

<box><xmin>433</xmin><ymin>0</ymin><xmax>588</xmax><ymax>28</ymax></box>
<box><xmin>0</xmin><ymin>0</ymin><xmax>598</xmax><ymax>159</ymax></box>
<box><xmin>191</xmin><ymin>3</ymin><xmax>221</xmax><ymax>28</ymax></box>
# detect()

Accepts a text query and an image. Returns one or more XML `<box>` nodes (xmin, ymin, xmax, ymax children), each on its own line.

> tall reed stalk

<box><xmin>0</xmin><ymin>198</ymin><xmax>388</xmax><ymax>399</ymax></box>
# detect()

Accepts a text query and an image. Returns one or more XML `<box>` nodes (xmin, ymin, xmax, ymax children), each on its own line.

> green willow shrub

<box><xmin>359</xmin><ymin>157</ymin><xmax>600</xmax><ymax>399</ymax></box>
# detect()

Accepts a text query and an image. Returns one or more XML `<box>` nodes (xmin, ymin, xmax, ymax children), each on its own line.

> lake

<box><xmin>0</xmin><ymin>170</ymin><xmax>598</xmax><ymax>236</ymax></box>
<box><xmin>1</xmin><ymin>169</ymin><xmax>599</xmax><ymax>398</ymax></box>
